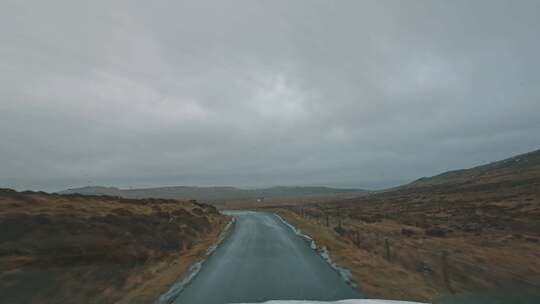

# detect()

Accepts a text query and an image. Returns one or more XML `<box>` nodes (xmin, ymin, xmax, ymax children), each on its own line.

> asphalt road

<box><xmin>173</xmin><ymin>211</ymin><xmax>363</xmax><ymax>304</ymax></box>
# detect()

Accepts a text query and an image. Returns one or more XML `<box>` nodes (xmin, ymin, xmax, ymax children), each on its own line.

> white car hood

<box><xmin>234</xmin><ymin>300</ymin><xmax>425</xmax><ymax>304</ymax></box>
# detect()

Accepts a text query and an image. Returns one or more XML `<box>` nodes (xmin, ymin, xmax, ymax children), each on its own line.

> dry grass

<box><xmin>115</xmin><ymin>222</ymin><xmax>228</xmax><ymax>304</ymax></box>
<box><xmin>271</xmin><ymin>209</ymin><xmax>437</xmax><ymax>302</ymax></box>
<box><xmin>0</xmin><ymin>189</ymin><xmax>229</xmax><ymax>304</ymax></box>
<box><xmin>266</xmin><ymin>187</ymin><xmax>540</xmax><ymax>303</ymax></box>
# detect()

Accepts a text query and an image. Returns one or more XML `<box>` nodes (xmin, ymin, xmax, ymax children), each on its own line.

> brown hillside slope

<box><xmin>268</xmin><ymin>149</ymin><xmax>540</xmax><ymax>302</ymax></box>
<box><xmin>0</xmin><ymin>189</ymin><xmax>229</xmax><ymax>304</ymax></box>
<box><xmin>407</xmin><ymin>149</ymin><xmax>540</xmax><ymax>188</ymax></box>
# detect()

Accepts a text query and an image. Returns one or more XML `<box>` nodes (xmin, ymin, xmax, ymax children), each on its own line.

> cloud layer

<box><xmin>1</xmin><ymin>0</ymin><xmax>539</xmax><ymax>191</ymax></box>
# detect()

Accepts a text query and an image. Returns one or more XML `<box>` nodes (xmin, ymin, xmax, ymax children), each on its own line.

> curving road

<box><xmin>173</xmin><ymin>211</ymin><xmax>363</xmax><ymax>304</ymax></box>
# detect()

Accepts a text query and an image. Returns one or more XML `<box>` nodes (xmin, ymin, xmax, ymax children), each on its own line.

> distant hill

<box><xmin>59</xmin><ymin>185</ymin><xmax>364</xmax><ymax>202</ymax></box>
<box><xmin>406</xmin><ymin>149</ymin><xmax>540</xmax><ymax>189</ymax></box>
<box><xmin>59</xmin><ymin>186</ymin><xmax>123</xmax><ymax>196</ymax></box>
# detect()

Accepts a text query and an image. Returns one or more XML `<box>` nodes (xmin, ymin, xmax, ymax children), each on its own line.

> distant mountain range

<box><xmin>60</xmin><ymin>149</ymin><xmax>540</xmax><ymax>203</ymax></box>
<box><xmin>59</xmin><ymin>185</ymin><xmax>365</xmax><ymax>202</ymax></box>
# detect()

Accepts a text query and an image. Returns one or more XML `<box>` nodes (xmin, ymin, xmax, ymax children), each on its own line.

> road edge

<box><xmin>273</xmin><ymin>213</ymin><xmax>358</xmax><ymax>290</ymax></box>
<box><xmin>155</xmin><ymin>216</ymin><xmax>236</xmax><ymax>304</ymax></box>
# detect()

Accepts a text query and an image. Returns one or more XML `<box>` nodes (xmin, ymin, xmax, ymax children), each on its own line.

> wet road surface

<box><xmin>173</xmin><ymin>211</ymin><xmax>363</xmax><ymax>304</ymax></box>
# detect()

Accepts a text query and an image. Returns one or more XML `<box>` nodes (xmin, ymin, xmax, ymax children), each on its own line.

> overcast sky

<box><xmin>1</xmin><ymin>0</ymin><xmax>539</xmax><ymax>191</ymax></box>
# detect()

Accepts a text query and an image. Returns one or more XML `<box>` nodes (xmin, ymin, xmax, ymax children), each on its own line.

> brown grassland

<box><xmin>0</xmin><ymin>189</ymin><xmax>229</xmax><ymax>304</ymax></box>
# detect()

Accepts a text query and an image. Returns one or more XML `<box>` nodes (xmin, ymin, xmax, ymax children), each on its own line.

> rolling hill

<box><xmin>60</xmin><ymin>185</ymin><xmax>364</xmax><ymax>203</ymax></box>
<box><xmin>407</xmin><ymin>149</ymin><xmax>540</xmax><ymax>188</ymax></box>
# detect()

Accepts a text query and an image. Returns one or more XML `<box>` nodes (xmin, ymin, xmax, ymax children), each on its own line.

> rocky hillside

<box><xmin>0</xmin><ymin>189</ymin><xmax>229</xmax><ymax>304</ymax></box>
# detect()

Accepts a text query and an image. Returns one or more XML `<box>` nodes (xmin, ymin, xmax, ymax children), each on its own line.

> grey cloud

<box><xmin>1</xmin><ymin>0</ymin><xmax>539</xmax><ymax>191</ymax></box>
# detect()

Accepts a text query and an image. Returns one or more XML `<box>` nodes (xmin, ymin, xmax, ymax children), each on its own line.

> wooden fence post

<box><xmin>385</xmin><ymin>238</ymin><xmax>391</xmax><ymax>261</ymax></box>
<box><xmin>325</xmin><ymin>213</ymin><xmax>329</xmax><ymax>227</ymax></box>
<box><xmin>441</xmin><ymin>250</ymin><xmax>453</xmax><ymax>293</ymax></box>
